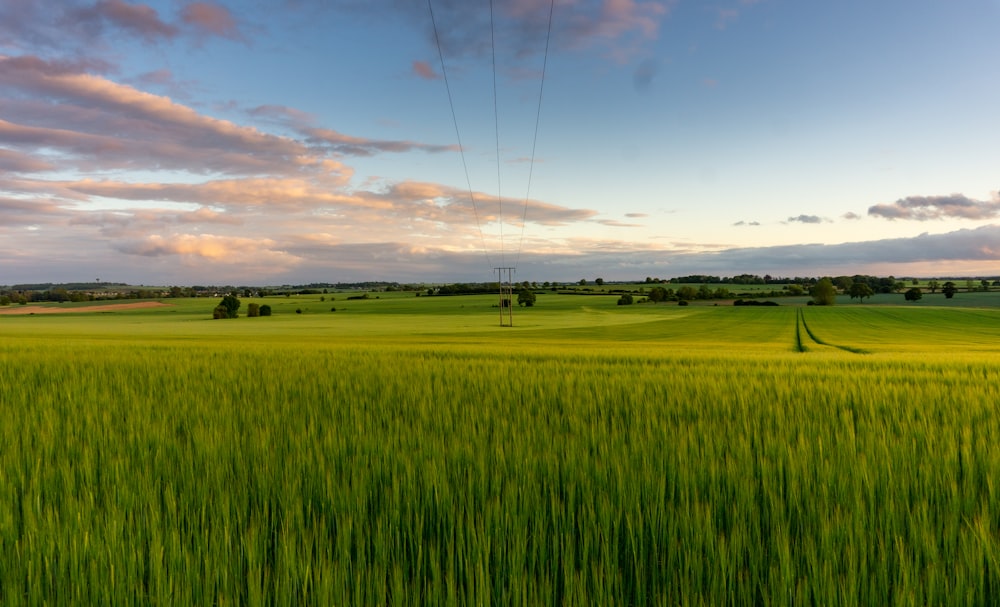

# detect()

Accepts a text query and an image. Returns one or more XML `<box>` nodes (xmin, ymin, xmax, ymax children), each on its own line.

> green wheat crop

<box><xmin>1</xmin><ymin>298</ymin><xmax>999</xmax><ymax>605</ymax></box>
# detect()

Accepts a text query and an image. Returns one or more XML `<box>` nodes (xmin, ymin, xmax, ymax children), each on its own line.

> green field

<box><xmin>2</xmin><ymin>293</ymin><xmax>1000</xmax><ymax>605</ymax></box>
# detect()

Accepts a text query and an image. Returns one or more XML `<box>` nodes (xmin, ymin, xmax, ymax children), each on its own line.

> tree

<box><xmin>676</xmin><ymin>286</ymin><xmax>697</xmax><ymax>301</ymax></box>
<box><xmin>927</xmin><ymin>280</ymin><xmax>940</xmax><ymax>293</ymax></box>
<box><xmin>617</xmin><ymin>294</ymin><xmax>633</xmax><ymax>305</ymax></box>
<box><xmin>810</xmin><ymin>278</ymin><xmax>837</xmax><ymax>305</ymax></box>
<box><xmin>247</xmin><ymin>303</ymin><xmax>260</xmax><ymax>317</ymax></box>
<box><xmin>647</xmin><ymin>286</ymin><xmax>668</xmax><ymax>303</ymax></box>
<box><xmin>942</xmin><ymin>281</ymin><xmax>957</xmax><ymax>299</ymax></box>
<box><xmin>595</xmin><ymin>277</ymin><xmax>605</xmax><ymax>286</ymax></box>
<box><xmin>213</xmin><ymin>294</ymin><xmax>241</xmax><ymax>319</ymax></box>
<box><xmin>259</xmin><ymin>304</ymin><xmax>272</xmax><ymax>317</ymax></box>
<box><xmin>981</xmin><ymin>279</ymin><xmax>990</xmax><ymax>292</ymax></box>
<box><xmin>904</xmin><ymin>287</ymin><xmax>922</xmax><ymax>302</ymax></box>
<box><xmin>849</xmin><ymin>282</ymin><xmax>874</xmax><ymax>303</ymax></box>
<box><xmin>517</xmin><ymin>289</ymin><xmax>536</xmax><ymax>307</ymax></box>
<box><xmin>578</xmin><ymin>279</ymin><xmax>587</xmax><ymax>286</ymax></box>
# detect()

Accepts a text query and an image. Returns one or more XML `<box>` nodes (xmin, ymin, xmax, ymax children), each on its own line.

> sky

<box><xmin>2</xmin><ymin>0</ymin><xmax>999</xmax><ymax>286</ymax></box>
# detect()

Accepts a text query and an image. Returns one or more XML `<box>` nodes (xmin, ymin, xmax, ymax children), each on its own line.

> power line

<box><xmin>514</xmin><ymin>0</ymin><xmax>555</xmax><ymax>269</ymax></box>
<box><xmin>490</xmin><ymin>0</ymin><xmax>505</xmax><ymax>267</ymax></box>
<box><xmin>427</xmin><ymin>0</ymin><xmax>555</xmax><ymax>274</ymax></box>
<box><xmin>427</xmin><ymin>0</ymin><xmax>492</xmax><ymax>268</ymax></box>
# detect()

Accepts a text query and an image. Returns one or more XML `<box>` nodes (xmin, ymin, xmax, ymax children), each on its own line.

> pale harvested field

<box><xmin>0</xmin><ymin>301</ymin><xmax>171</xmax><ymax>315</ymax></box>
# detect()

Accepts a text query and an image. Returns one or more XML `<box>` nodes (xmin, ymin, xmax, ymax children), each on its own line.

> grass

<box><xmin>2</xmin><ymin>294</ymin><xmax>1000</xmax><ymax>604</ymax></box>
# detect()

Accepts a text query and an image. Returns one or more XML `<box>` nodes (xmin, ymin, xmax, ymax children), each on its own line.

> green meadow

<box><xmin>2</xmin><ymin>292</ymin><xmax>1000</xmax><ymax>605</ymax></box>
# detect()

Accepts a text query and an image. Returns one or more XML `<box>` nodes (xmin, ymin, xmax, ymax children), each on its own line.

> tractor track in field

<box><xmin>796</xmin><ymin>308</ymin><xmax>869</xmax><ymax>354</ymax></box>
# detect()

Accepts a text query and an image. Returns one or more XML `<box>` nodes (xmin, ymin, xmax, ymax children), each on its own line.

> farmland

<box><xmin>2</xmin><ymin>293</ymin><xmax>1000</xmax><ymax>605</ymax></box>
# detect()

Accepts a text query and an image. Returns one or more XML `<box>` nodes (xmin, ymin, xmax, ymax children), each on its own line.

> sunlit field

<box><xmin>2</xmin><ymin>293</ymin><xmax>1000</xmax><ymax>605</ymax></box>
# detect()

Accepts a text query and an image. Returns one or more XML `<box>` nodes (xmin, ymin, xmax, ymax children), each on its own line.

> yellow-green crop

<box><xmin>1</xmin><ymin>296</ymin><xmax>999</xmax><ymax>605</ymax></box>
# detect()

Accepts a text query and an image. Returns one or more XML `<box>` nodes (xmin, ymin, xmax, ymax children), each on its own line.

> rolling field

<box><xmin>2</xmin><ymin>293</ymin><xmax>1000</xmax><ymax>605</ymax></box>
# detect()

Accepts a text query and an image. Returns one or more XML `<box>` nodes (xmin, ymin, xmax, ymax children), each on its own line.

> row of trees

<box><xmin>811</xmin><ymin>279</ymin><xmax>965</xmax><ymax>306</ymax></box>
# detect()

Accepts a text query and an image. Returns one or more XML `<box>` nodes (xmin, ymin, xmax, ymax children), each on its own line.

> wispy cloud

<box><xmin>180</xmin><ymin>2</ymin><xmax>245</xmax><ymax>42</ymax></box>
<box><xmin>412</xmin><ymin>60</ymin><xmax>439</xmax><ymax>80</ymax></box>
<box><xmin>786</xmin><ymin>214</ymin><xmax>826</xmax><ymax>224</ymax></box>
<box><xmin>868</xmin><ymin>192</ymin><xmax>1000</xmax><ymax>221</ymax></box>
<box><xmin>75</xmin><ymin>0</ymin><xmax>180</xmax><ymax>43</ymax></box>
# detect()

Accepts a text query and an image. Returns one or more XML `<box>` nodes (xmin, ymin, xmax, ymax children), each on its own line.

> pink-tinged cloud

<box><xmin>373</xmin><ymin>181</ymin><xmax>597</xmax><ymax>226</ymax></box>
<box><xmin>562</xmin><ymin>0</ymin><xmax>672</xmax><ymax>60</ymax></box>
<box><xmin>303</xmin><ymin>127</ymin><xmax>456</xmax><ymax>156</ymax></box>
<box><xmin>0</xmin><ymin>56</ymin><xmax>321</xmax><ymax>174</ymax></box>
<box><xmin>90</xmin><ymin>0</ymin><xmax>179</xmax><ymax>42</ymax></box>
<box><xmin>116</xmin><ymin>233</ymin><xmax>296</xmax><ymax>262</ymax></box>
<box><xmin>180</xmin><ymin>2</ymin><xmax>243</xmax><ymax>41</ymax></box>
<box><xmin>64</xmin><ymin>176</ymin><xmax>366</xmax><ymax>211</ymax></box>
<box><xmin>412</xmin><ymin>60</ymin><xmax>439</xmax><ymax>80</ymax></box>
<box><xmin>0</xmin><ymin>195</ymin><xmax>67</xmax><ymax>226</ymax></box>
<box><xmin>0</xmin><ymin>148</ymin><xmax>54</xmax><ymax>173</ymax></box>
<box><xmin>69</xmin><ymin>207</ymin><xmax>243</xmax><ymax>238</ymax></box>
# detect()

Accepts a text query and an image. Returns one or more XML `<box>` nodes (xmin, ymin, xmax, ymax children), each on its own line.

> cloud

<box><xmin>0</xmin><ymin>1</ymin><xmax>243</xmax><ymax>54</ymax></box>
<box><xmin>80</xmin><ymin>0</ymin><xmax>180</xmax><ymax>43</ymax></box>
<box><xmin>412</xmin><ymin>60</ymin><xmax>440</xmax><ymax>80</ymax></box>
<box><xmin>0</xmin><ymin>147</ymin><xmax>55</xmax><ymax>173</ymax></box>
<box><xmin>118</xmin><ymin>233</ymin><xmax>269</xmax><ymax>259</ymax></box>
<box><xmin>0</xmin><ymin>195</ymin><xmax>67</xmax><ymax>226</ymax></box>
<box><xmin>842</xmin><ymin>211</ymin><xmax>862</xmax><ymax>221</ymax></box>
<box><xmin>733</xmin><ymin>220</ymin><xmax>760</xmax><ymax>226</ymax></box>
<box><xmin>868</xmin><ymin>192</ymin><xmax>1000</xmax><ymax>221</ymax></box>
<box><xmin>393</xmin><ymin>0</ymin><xmax>673</xmax><ymax>66</ymax></box>
<box><xmin>303</xmin><ymin>127</ymin><xmax>456</xmax><ymax>157</ymax></box>
<box><xmin>787</xmin><ymin>214</ymin><xmax>825</xmax><ymax>224</ymax></box>
<box><xmin>0</xmin><ymin>56</ymin><xmax>380</xmax><ymax>175</ymax></box>
<box><xmin>180</xmin><ymin>2</ymin><xmax>245</xmax><ymax>42</ymax></box>
<box><xmin>68</xmin><ymin>207</ymin><xmax>243</xmax><ymax>237</ymax></box>
<box><xmin>598</xmin><ymin>219</ymin><xmax>643</xmax><ymax>227</ymax></box>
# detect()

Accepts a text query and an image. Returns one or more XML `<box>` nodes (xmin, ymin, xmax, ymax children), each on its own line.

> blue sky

<box><xmin>1</xmin><ymin>0</ymin><xmax>999</xmax><ymax>285</ymax></box>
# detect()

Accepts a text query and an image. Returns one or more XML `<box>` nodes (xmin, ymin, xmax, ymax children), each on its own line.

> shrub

<box><xmin>617</xmin><ymin>294</ymin><xmax>633</xmax><ymax>306</ymax></box>
<box><xmin>247</xmin><ymin>303</ymin><xmax>260</xmax><ymax>317</ymax></box>
<box><xmin>296</xmin><ymin>308</ymin><xmax>302</xmax><ymax>314</ymax></box>
<box><xmin>259</xmin><ymin>305</ymin><xmax>272</xmax><ymax>317</ymax></box>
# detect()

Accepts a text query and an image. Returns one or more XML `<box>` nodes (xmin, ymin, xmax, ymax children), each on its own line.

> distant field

<box><xmin>2</xmin><ymin>294</ymin><xmax>999</xmax><ymax>604</ymax></box>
